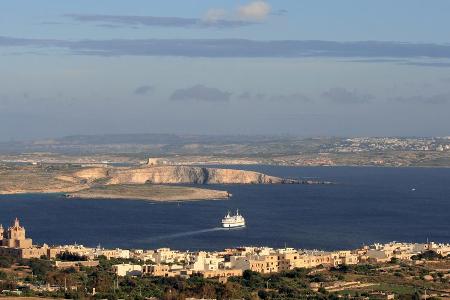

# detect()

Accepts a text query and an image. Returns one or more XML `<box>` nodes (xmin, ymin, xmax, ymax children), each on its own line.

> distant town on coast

<box><xmin>0</xmin><ymin>217</ymin><xmax>449</xmax><ymax>299</ymax></box>
<box><xmin>1</xmin><ymin>135</ymin><xmax>450</xmax><ymax>168</ymax></box>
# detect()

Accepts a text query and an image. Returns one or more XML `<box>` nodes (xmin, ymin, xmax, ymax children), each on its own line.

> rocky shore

<box><xmin>66</xmin><ymin>184</ymin><xmax>230</xmax><ymax>202</ymax></box>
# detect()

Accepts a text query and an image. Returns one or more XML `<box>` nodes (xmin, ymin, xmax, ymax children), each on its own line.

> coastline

<box><xmin>65</xmin><ymin>184</ymin><xmax>230</xmax><ymax>202</ymax></box>
<box><xmin>0</xmin><ymin>184</ymin><xmax>230</xmax><ymax>202</ymax></box>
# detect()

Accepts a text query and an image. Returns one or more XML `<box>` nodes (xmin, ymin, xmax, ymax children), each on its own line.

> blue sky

<box><xmin>1</xmin><ymin>0</ymin><xmax>450</xmax><ymax>140</ymax></box>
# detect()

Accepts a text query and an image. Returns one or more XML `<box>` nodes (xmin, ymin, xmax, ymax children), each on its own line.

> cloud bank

<box><xmin>237</xmin><ymin>92</ymin><xmax>311</xmax><ymax>103</ymax></box>
<box><xmin>66</xmin><ymin>14</ymin><xmax>254</xmax><ymax>29</ymax></box>
<box><xmin>2</xmin><ymin>36</ymin><xmax>450</xmax><ymax>59</ymax></box>
<box><xmin>322</xmin><ymin>87</ymin><xmax>373</xmax><ymax>104</ymax></box>
<box><xmin>66</xmin><ymin>1</ymin><xmax>272</xmax><ymax>29</ymax></box>
<box><xmin>170</xmin><ymin>85</ymin><xmax>231</xmax><ymax>102</ymax></box>
<box><xmin>133</xmin><ymin>85</ymin><xmax>154</xmax><ymax>95</ymax></box>
<box><xmin>391</xmin><ymin>94</ymin><xmax>450</xmax><ymax>104</ymax></box>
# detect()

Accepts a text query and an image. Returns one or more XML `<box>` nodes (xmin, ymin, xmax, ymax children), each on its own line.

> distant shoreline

<box><xmin>0</xmin><ymin>186</ymin><xmax>231</xmax><ymax>202</ymax></box>
<box><xmin>65</xmin><ymin>186</ymin><xmax>230</xmax><ymax>202</ymax></box>
<box><xmin>2</xmin><ymin>159</ymin><xmax>450</xmax><ymax>168</ymax></box>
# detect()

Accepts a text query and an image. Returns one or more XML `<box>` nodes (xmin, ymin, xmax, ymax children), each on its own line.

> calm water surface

<box><xmin>0</xmin><ymin>166</ymin><xmax>449</xmax><ymax>251</ymax></box>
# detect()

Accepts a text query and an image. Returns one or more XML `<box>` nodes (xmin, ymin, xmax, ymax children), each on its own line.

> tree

<box><xmin>56</xmin><ymin>251</ymin><xmax>88</xmax><ymax>261</ymax></box>
<box><xmin>284</xmin><ymin>268</ymin><xmax>308</xmax><ymax>279</ymax></box>
<box><xmin>411</xmin><ymin>250</ymin><xmax>442</xmax><ymax>260</ymax></box>
<box><xmin>257</xmin><ymin>289</ymin><xmax>269</xmax><ymax>299</ymax></box>
<box><xmin>0</xmin><ymin>270</ymin><xmax>7</xmax><ymax>280</ymax></box>
<box><xmin>27</xmin><ymin>258</ymin><xmax>54</xmax><ymax>280</ymax></box>
<box><xmin>240</xmin><ymin>270</ymin><xmax>265</xmax><ymax>289</ymax></box>
<box><xmin>0</xmin><ymin>256</ymin><xmax>12</xmax><ymax>268</ymax></box>
<box><xmin>390</xmin><ymin>257</ymin><xmax>399</xmax><ymax>264</ymax></box>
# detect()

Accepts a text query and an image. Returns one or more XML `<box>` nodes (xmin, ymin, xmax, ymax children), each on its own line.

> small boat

<box><xmin>222</xmin><ymin>209</ymin><xmax>246</xmax><ymax>228</ymax></box>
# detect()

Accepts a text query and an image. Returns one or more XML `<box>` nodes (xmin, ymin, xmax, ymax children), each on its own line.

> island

<box><xmin>65</xmin><ymin>184</ymin><xmax>230</xmax><ymax>202</ymax></box>
<box><xmin>0</xmin><ymin>159</ymin><xmax>313</xmax><ymax>202</ymax></box>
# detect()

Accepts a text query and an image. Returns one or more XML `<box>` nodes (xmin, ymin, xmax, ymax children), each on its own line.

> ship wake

<box><xmin>138</xmin><ymin>227</ymin><xmax>226</xmax><ymax>243</ymax></box>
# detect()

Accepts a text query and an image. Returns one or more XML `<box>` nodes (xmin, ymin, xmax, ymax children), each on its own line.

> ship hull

<box><xmin>222</xmin><ymin>222</ymin><xmax>246</xmax><ymax>228</ymax></box>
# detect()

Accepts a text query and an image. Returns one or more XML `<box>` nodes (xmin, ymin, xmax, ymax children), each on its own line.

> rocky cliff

<box><xmin>73</xmin><ymin>167</ymin><xmax>110</xmax><ymax>182</ymax></box>
<box><xmin>74</xmin><ymin>165</ymin><xmax>297</xmax><ymax>185</ymax></box>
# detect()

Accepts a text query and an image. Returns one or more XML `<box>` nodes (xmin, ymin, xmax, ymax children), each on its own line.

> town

<box><xmin>1</xmin><ymin>218</ymin><xmax>449</xmax><ymax>299</ymax></box>
<box><xmin>323</xmin><ymin>137</ymin><xmax>450</xmax><ymax>154</ymax></box>
<box><xmin>2</xmin><ymin>136</ymin><xmax>450</xmax><ymax>169</ymax></box>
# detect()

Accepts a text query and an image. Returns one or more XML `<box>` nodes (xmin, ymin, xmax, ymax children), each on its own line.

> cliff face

<box><xmin>75</xmin><ymin>166</ymin><xmax>297</xmax><ymax>185</ymax></box>
<box><xmin>107</xmin><ymin>166</ymin><xmax>207</xmax><ymax>185</ymax></box>
<box><xmin>73</xmin><ymin>167</ymin><xmax>109</xmax><ymax>182</ymax></box>
<box><xmin>203</xmin><ymin>167</ymin><xmax>285</xmax><ymax>184</ymax></box>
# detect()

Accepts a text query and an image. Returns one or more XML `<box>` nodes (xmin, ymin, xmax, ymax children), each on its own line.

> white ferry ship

<box><xmin>222</xmin><ymin>210</ymin><xmax>246</xmax><ymax>228</ymax></box>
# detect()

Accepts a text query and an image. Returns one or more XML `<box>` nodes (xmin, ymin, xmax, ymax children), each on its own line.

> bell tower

<box><xmin>3</xmin><ymin>218</ymin><xmax>32</xmax><ymax>249</ymax></box>
<box><xmin>0</xmin><ymin>224</ymin><xmax>4</xmax><ymax>241</ymax></box>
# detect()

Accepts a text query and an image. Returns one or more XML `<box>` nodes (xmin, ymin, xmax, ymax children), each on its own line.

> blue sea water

<box><xmin>0</xmin><ymin>166</ymin><xmax>449</xmax><ymax>251</ymax></box>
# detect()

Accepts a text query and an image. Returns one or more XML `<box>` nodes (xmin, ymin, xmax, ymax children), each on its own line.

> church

<box><xmin>0</xmin><ymin>218</ymin><xmax>49</xmax><ymax>259</ymax></box>
<box><xmin>0</xmin><ymin>217</ymin><xmax>33</xmax><ymax>249</ymax></box>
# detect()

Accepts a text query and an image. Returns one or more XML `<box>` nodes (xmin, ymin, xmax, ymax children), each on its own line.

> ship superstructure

<box><xmin>222</xmin><ymin>210</ymin><xmax>246</xmax><ymax>228</ymax></box>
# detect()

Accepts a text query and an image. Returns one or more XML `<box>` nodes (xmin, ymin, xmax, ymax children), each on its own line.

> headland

<box><xmin>0</xmin><ymin>159</ymin><xmax>314</xmax><ymax>202</ymax></box>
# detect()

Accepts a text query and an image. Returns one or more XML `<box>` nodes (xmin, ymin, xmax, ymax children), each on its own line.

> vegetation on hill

<box><xmin>0</xmin><ymin>253</ymin><xmax>449</xmax><ymax>299</ymax></box>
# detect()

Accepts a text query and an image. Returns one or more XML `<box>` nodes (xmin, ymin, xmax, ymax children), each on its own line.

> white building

<box><xmin>113</xmin><ymin>263</ymin><xmax>142</xmax><ymax>277</ymax></box>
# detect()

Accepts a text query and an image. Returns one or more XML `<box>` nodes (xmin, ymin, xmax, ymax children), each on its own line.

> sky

<box><xmin>1</xmin><ymin>0</ymin><xmax>450</xmax><ymax>141</ymax></box>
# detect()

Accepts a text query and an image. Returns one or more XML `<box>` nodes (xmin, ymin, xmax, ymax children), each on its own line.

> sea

<box><xmin>0</xmin><ymin>166</ymin><xmax>449</xmax><ymax>251</ymax></box>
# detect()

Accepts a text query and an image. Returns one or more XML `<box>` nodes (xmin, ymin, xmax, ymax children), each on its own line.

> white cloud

<box><xmin>201</xmin><ymin>1</ymin><xmax>271</xmax><ymax>24</ymax></box>
<box><xmin>237</xmin><ymin>1</ymin><xmax>271</xmax><ymax>21</ymax></box>
<box><xmin>203</xmin><ymin>8</ymin><xmax>228</xmax><ymax>23</ymax></box>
